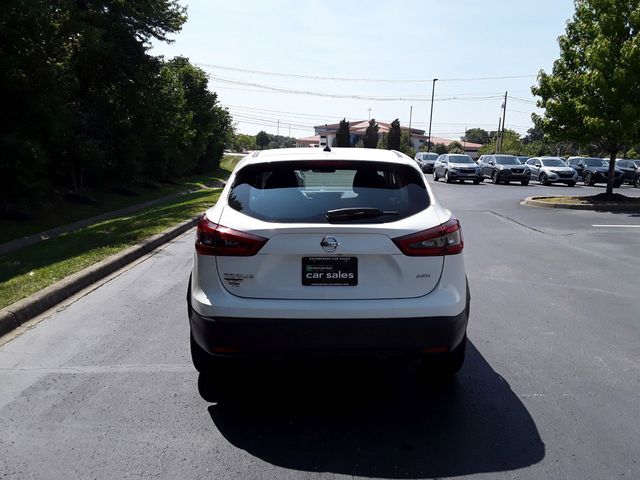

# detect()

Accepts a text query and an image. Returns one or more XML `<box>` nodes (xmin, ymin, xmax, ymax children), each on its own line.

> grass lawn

<box><xmin>533</xmin><ymin>194</ymin><xmax>640</xmax><ymax>205</ymax></box>
<box><xmin>0</xmin><ymin>155</ymin><xmax>240</xmax><ymax>310</ymax></box>
<box><xmin>0</xmin><ymin>155</ymin><xmax>241</xmax><ymax>244</ymax></box>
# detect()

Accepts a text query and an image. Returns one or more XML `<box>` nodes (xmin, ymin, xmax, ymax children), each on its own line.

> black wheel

<box><xmin>584</xmin><ymin>172</ymin><xmax>593</xmax><ymax>186</ymax></box>
<box><xmin>492</xmin><ymin>171</ymin><xmax>499</xmax><ymax>184</ymax></box>
<box><xmin>473</xmin><ymin>179</ymin><xmax>480</xmax><ymax>185</ymax></box>
<box><xmin>635</xmin><ymin>176</ymin><xmax>640</xmax><ymax>188</ymax></box>
<box><xmin>421</xmin><ymin>335</ymin><xmax>467</xmax><ymax>378</ymax></box>
<box><xmin>521</xmin><ymin>180</ymin><xmax>529</xmax><ymax>186</ymax></box>
<box><xmin>433</xmin><ymin>171</ymin><xmax>439</xmax><ymax>182</ymax></box>
<box><xmin>567</xmin><ymin>181</ymin><xmax>576</xmax><ymax>187</ymax></box>
<box><xmin>444</xmin><ymin>170</ymin><xmax>452</xmax><ymax>183</ymax></box>
<box><xmin>539</xmin><ymin>173</ymin><xmax>549</xmax><ymax>185</ymax></box>
<box><xmin>613</xmin><ymin>180</ymin><xmax>622</xmax><ymax>188</ymax></box>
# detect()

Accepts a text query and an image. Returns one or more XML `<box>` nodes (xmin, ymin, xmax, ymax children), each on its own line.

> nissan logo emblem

<box><xmin>320</xmin><ymin>236</ymin><xmax>340</xmax><ymax>252</ymax></box>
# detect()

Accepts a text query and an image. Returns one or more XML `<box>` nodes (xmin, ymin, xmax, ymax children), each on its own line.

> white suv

<box><xmin>188</xmin><ymin>148</ymin><xmax>470</xmax><ymax>378</ymax></box>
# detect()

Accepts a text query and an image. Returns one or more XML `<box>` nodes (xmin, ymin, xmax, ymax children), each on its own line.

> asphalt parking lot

<box><xmin>1</xmin><ymin>179</ymin><xmax>639</xmax><ymax>479</ymax></box>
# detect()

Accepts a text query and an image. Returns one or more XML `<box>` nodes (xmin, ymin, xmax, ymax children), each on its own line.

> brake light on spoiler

<box><xmin>392</xmin><ymin>217</ymin><xmax>463</xmax><ymax>256</ymax></box>
<box><xmin>195</xmin><ymin>214</ymin><xmax>267</xmax><ymax>256</ymax></box>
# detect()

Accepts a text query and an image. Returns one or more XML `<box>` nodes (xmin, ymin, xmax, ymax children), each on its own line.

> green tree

<box><xmin>433</xmin><ymin>143</ymin><xmax>448</xmax><ymax>155</ymax></box>
<box><xmin>362</xmin><ymin>119</ymin><xmax>379</xmax><ymax>148</ymax></box>
<box><xmin>335</xmin><ymin>118</ymin><xmax>351</xmax><ymax>147</ymax></box>
<box><xmin>462</xmin><ymin>128</ymin><xmax>488</xmax><ymax>145</ymax></box>
<box><xmin>256</xmin><ymin>131</ymin><xmax>270</xmax><ymax>149</ymax></box>
<box><xmin>447</xmin><ymin>141</ymin><xmax>465</xmax><ymax>154</ymax></box>
<box><xmin>532</xmin><ymin>0</ymin><xmax>640</xmax><ymax>194</ymax></box>
<box><xmin>478</xmin><ymin>130</ymin><xmax>525</xmax><ymax>155</ymax></box>
<box><xmin>235</xmin><ymin>134</ymin><xmax>256</xmax><ymax>151</ymax></box>
<box><xmin>387</xmin><ymin>119</ymin><xmax>401</xmax><ymax>150</ymax></box>
<box><xmin>399</xmin><ymin>132</ymin><xmax>416</xmax><ymax>157</ymax></box>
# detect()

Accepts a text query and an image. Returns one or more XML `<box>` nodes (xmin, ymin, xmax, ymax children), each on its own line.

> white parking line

<box><xmin>592</xmin><ymin>225</ymin><xmax>640</xmax><ymax>228</ymax></box>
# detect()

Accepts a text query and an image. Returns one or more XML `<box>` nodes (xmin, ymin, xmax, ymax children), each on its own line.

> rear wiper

<box><xmin>326</xmin><ymin>207</ymin><xmax>399</xmax><ymax>221</ymax></box>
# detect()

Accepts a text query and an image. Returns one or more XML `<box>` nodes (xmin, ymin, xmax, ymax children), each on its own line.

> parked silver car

<box><xmin>433</xmin><ymin>154</ymin><xmax>482</xmax><ymax>184</ymax></box>
<box><xmin>525</xmin><ymin>157</ymin><xmax>578</xmax><ymax>186</ymax></box>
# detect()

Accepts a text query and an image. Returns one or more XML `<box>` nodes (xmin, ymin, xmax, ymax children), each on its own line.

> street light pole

<box><xmin>427</xmin><ymin>78</ymin><xmax>438</xmax><ymax>153</ymax></box>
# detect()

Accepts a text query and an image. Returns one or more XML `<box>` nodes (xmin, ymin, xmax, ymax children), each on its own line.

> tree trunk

<box><xmin>606</xmin><ymin>151</ymin><xmax>617</xmax><ymax>195</ymax></box>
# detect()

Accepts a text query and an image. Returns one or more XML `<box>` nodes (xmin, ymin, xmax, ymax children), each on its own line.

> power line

<box><xmin>208</xmin><ymin>74</ymin><xmax>511</xmax><ymax>102</ymax></box>
<box><xmin>197</xmin><ymin>62</ymin><xmax>536</xmax><ymax>84</ymax></box>
<box><xmin>227</xmin><ymin>104</ymin><xmax>533</xmax><ymax>128</ymax></box>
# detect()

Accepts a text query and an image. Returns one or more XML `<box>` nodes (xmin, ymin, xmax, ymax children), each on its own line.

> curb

<box><xmin>0</xmin><ymin>217</ymin><xmax>198</xmax><ymax>337</ymax></box>
<box><xmin>0</xmin><ymin>185</ymin><xmax>223</xmax><ymax>256</ymax></box>
<box><xmin>521</xmin><ymin>196</ymin><xmax>640</xmax><ymax>211</ymax></box>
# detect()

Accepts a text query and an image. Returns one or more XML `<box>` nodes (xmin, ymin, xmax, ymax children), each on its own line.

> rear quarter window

<box><xmin>228</xmin><ymin>161</ymin><xmax>429</xmax><ymax>223</ymax></box>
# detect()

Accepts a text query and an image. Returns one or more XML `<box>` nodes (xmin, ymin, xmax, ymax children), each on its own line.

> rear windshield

<box><xmin>584</xmin><ymin>158</ymin><xmax>605</xmax><ymax>167</ymax></box>
<box><xmin>229</xmin><ymin>161</ymin><xmax>429</xmax><ymax>223</ymax></box>
<box><xmin>541</xmin><ymin>158</ymin><xmax>565</xmax><ymax>167</ymax></box>
<box><xmin>448</xmin><ymin>155</ymin><xmax>474</xmax><ymax>164</ymax></box>
<box><xmin>495</xmin><ymin>156</ymin><xmax>520</xmax><ymax>165</ymax></box>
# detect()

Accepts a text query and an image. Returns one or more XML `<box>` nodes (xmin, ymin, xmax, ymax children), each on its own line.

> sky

<box><xmin>151</xmin><ymin>0</ymin><xmax>576</xmax><ymax>141</ymax></box>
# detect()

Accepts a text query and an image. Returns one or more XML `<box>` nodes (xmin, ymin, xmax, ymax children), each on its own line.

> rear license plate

<box><xmin>302</xmin><ymin>257</ymin><xmax>358</xmax><ymax>286</ymax></box>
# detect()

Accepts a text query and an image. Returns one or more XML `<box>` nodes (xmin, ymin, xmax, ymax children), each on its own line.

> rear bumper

<box><xmin>189</xmin><ymin>296</ymin><xmax>469</xmax><ymax>358</ymax></box>
<box><xmin>449</xmin><ymin>170</ymin><xmax>481</xmax><ymax>180</ymax></box>
<box><xmin>422</xmin><ymin>163</ymin><xmax>435</xmax><ymax>173</ymax></box>
<box><xmin>498</xmin><ymin>171</ymin><xmax>530</xmax><ymax>181</ymax></box>
<box><xmin>591</xmin><ymin>172</ymin><xmax>622</xmax><ymax>183</ymax></box>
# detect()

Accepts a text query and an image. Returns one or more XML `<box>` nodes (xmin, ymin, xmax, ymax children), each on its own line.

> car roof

<box><xmin>236</xmin><ymin>147</ymin><xmax>416</xmax><ymax>169</ymax></box>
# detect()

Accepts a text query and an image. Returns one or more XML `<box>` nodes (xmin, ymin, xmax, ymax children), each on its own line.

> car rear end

<box><xmin>499</xmin><ymin>165</ymin><xmax>531</xmax><ymax>182</ymax></box>
<box><xmin>420</xmin><ymin>153</ymin><xmax>439</xmax><ymax>173</ymax></box>
<box><xmin>188</xmin><ymin>149</ymin><xmax>469</xmax><ymax>371</ymax></box>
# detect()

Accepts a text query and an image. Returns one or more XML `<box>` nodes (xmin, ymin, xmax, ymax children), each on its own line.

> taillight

<box><xmin>195</xmin><ymin>214</ymin><xmax>267</xmax><ymax>256</ymax></box>
<box><xmin>392</xmin><ymin>217</ymin><xmax>463</xmax><ymax>256</ymax></box>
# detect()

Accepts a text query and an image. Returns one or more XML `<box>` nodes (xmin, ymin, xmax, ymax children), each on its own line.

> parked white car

<box><xmin>188</xmin><ymin>147</ymin><xmax>470</xmax><ymax>380</ymax></box>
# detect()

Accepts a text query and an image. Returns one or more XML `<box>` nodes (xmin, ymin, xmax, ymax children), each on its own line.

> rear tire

<box><xmin>433</xmin><ymin>171</ymin><xmax>439</xmax><ymax>182</ymax></box>
<box><xmin>445</xmin><ymin>171</ymin><xmax>452</xmax><ymax>183</ymax></box>
<box><xmin>567</xmin><ymin>181</ymin><xmax>576</xmax><ymax>187</ymax></box>
<box><xmin>421</xmin><ymin>335</ymin><xmax>467</xmax><ymax>378</ymax></box>
<box><xmin>473</xmin><ymin>179</ymin><xmax>480</xmax><ymax>185</ymax></box>
<box><xmin>613</xmin><ymin>180</ymin><xmax>623</xmax><ymax>188</ymax></box>
<box><xmin>539</xmin><ymin>173</ymin><xmax>549</xmax><ymax>185</ymax></box>
<box><xmin>492</xmin><ymin>171</ymin><xmax>499</xmax><ymax>184</ymax></box>
<box><xmin>635</xmin><ymin>176</ymin><xmax>640</xmax><ymax>188</ymax></box>
<box><xmin>521</xmin><ymin>180</ymin><xmax>529</xmax><ymax>186</ymax></box>
<box><xmin>584</xmin><ymin>172</ymin><xmax>593</xmax><ymax>186</ymax></box>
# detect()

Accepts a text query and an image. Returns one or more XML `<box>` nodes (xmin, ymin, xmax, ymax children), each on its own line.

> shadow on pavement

<box><xmin>201</xmin><ymin>342</ymin><xmax>545</xmax><ymax>478</ymax></box>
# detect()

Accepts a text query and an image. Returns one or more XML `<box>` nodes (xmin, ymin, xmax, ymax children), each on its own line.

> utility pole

<box><xmin>288</xmin><ymin>125</ymin><xmax>291</xmax><ymax>138</ymax></box>
<box><xmin>463</xmin><ymin>127</ymin><xmax>467</xmax><ymax>152</ymax></box>
<box><xmin>408</xmin><ymin>105</ymin><xmax>413</xmax><ymax>144</ymax></box>
<box><xmin>368</xmin><ymin>108</ymin><xmax>372</xmax><ymax>120</ymax></box>
<box><xmin>427</xmin><ymin>78</ymin><xmax>438</xmax><ymax>153</ymax></box>
<box><xmin>277</xmin><ymin>119</ymin><xmax>280</xmax><ymax>137</ymax></box>
<box><xmin>496</xmin><ymin>117</ymin><xmax>502</xmax><ymax>153</ymax></box>
<box><xmin>500</xmin><ymin>91</ymin><xmax>508</xmax><ymax>151</ymax></box>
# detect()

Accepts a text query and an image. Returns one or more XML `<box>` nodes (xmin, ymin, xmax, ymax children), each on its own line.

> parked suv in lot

<box><xmin>188</xmin><ymin>148</ymin><xmax>470</xmax><ymax>380</ymax></box>
<box><xmin>566</xmin><ymin>157</ymin><xmax>623</xmax><ymax>187</ymax></box>
<box><xmin>414</xmin><ymin>152</ymin><xmax>440</xmax><ymax>173</ymax></box>
<box><xmin>614</xmin><ymin>159</ymin><xmax>640</xmax><ymax>187</ymax></box>
<box><xmin>477</xmin><ymin>154</ymin><xmax>531</xmax><ymax>185</ymax></box>
<box><xmin>433</xmin><ymin>153</ymin><xmax>482</xmax><ymax>184</ymax></box>
<box><xmin>526</xmin><ymin>157</ymin><xmax>578</xmax><ymax>186</ymax></box>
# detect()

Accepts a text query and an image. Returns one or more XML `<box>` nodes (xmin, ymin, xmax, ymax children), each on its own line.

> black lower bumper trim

<box><xmin>189</xmin><ymin>303</ymin><xmax>469</xmax><ymax>358</ymax></box>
